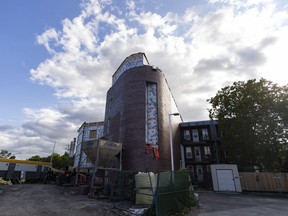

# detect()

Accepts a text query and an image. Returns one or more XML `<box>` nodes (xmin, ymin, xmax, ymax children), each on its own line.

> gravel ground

<box><xmin>0</xmin><ymin>184</ymin><xmax>147</xmax><ymax>216</ymax></box>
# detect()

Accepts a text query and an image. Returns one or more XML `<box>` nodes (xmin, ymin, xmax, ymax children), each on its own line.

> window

<box><xmin>186</xmin><ymin>147</ymin><xmax>193</xmax><ymax>159</ymax></box>
<box><xmin>192</xmin><ymin>129</ymin><xmax>199</xmax><ymax>142</ymax></box>
<box><xmin>89</xmin><ymin>130</ymin><xmax>97</xmax><ymax>139</ymax></box>
<box><xmin>204</xmin><ymin>146</ymin><xmax>211</xmax><ymax>157</ymax></box>
<box><xmin>202</xmin><ymin>128</ymin><xmax>209</xmax><ymax>140</ymax></box>
<box><xmin>184</xmin><ymin>130</ymin><xmax>191</xmax><ymax>140</ymax></box>
<box><xmin>187</xmin><ymin>165</ymin><xmax>194</xmax><ymax>173</ymax></box>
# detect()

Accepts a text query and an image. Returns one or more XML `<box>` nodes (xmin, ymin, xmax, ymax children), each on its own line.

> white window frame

<box><xmin>202</xmin><ymin>128</ymin><xmax>209</xmax><ymax>141</ymax></box>
<box><xmin>184</xmin><ymin>130</ymin><xmax>191</xmax><ymax>140</ymax></box>
<box><xmin>89</xmin><ymin>130</ymin><xmax>97</xmax><ymax>139</ymax></box>
<box><xmin>192</xmin><ymin>129</ymin><xmax>199</xmax><ymax>142</ymax></box>
<box><xmin>204</xmin><ymin>146</ymin><xmax>211</xmax><ymax>157</ymax></box>
<box><xmin>186</xmin><ymin>147</ymin><xmax>193</xmax><ymax>159</ymax></box>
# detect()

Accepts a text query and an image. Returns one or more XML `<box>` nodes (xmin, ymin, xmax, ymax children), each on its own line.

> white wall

<box><xmin>210</xmin><ymin>164</ymin><xmax>242</xmax><ymax>192</ymax></box>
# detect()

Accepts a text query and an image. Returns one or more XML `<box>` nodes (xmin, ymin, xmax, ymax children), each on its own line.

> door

<box><xmin>194</xmin><ymin>147</ymin><xmax>201</xmax><ymax>162</ymax></box>
<box><xmin>196</xmin><ymin>165</ymin><xmax>203</xmax><ymax>182</ymax></box>
<box><xmin>187</xmin><ymin>165</ymin><xmax>196</xmax><ymax>182</ymax></box>
<box><xmin>216</xmin><ymin>169</ymin><xmax>236</xmax><ymax>191</ymax></box>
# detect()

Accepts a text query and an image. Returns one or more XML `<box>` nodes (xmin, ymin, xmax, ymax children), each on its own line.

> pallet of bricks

<box><xmin>134</xmin><ymin>172</ymin><xmax>157</xmax><ymax>205</ymax></box>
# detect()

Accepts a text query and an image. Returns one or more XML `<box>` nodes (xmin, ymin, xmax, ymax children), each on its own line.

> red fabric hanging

<box><xmin>145</xmin><ymin>144</ymin><xmax>159</xmax><ymax>160</ymax></box>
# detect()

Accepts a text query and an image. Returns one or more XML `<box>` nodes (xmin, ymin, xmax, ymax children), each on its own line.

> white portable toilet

<box><xmin>210</xmin><ymin>164</ymin><xmax>242</xmax><ymax>192</ymax></box>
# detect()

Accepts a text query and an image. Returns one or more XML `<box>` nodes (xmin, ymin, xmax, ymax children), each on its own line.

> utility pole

<box><xmin>50</xmin><ymin>141</ymin><xmax>56</xmax><ymax>164</ymax></box>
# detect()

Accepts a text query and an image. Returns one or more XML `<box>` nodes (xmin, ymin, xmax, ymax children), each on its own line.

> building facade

<box><xmin>180</xmin><ymin>120</ymin><xmax>220</xmax><ymax>187</ymax></box>
<box><xmin>103</xmin><ymin>53</ymin><xmax>182</xmax><ymax>172</ymax></box>
<box><xmin>74</xmin><ymin>121</ymin><xmax>104</xmax><ymax>169</ymax></box>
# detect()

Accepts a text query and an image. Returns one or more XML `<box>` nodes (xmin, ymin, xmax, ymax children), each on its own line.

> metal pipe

<box><xmin>169</xmin><ymin>113</ymin><xmax>179</xmax><ymax>172</ymax></box>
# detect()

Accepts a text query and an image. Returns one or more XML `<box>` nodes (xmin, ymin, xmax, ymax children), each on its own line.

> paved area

<box><xmin>188</xmin><ymin>191</ymin><xmax>288</xmax><ymax>216</ymax></box>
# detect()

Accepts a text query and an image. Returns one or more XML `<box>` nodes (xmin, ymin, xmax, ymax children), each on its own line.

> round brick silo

<box><xmin>103</xmin><ymin>53</ymin><xmax>182</xmax><ymax>173</ymax></box>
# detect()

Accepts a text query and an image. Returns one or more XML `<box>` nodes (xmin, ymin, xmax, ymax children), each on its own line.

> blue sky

<box><xmin>0</xmin><ymin>1</ymin><xmax>80</xmax><ymax>123</ymax></box>
<box><xmin>1</xmin><ymin>0</ymin><xmax>288</xmax><ymax>159</ymax></box>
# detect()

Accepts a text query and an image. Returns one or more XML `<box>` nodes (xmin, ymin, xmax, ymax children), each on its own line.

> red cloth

<box><xmin>145</xmin><ymin>144</ymin><xmax>159</xmax><ymax>160</ymax></box>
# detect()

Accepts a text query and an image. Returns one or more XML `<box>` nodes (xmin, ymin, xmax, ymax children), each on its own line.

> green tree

<box><xmin>28</xmin><ymin>155</ymin><xmax>41</xmax><ymax>161</ymax></box>
<box><xmin>0</xmin><ymin>150</ymin><xmax>12</xmax><ymax>158</ymax></box>
<box><xmin>208</xmin><ymin>79</ymin><xmax>288</xmax><ymax>171</ymax></box>
<box><xmin>51</xmin><ymin>152</ymin><xmax>72</xmax><ymax>170</ymax></box>
<box><xmin>27</xmin><ymin>152</ymin><xmax>73</xmax><ymax>170</ymax></box>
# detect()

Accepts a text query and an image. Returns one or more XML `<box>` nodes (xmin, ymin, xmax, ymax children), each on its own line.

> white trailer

<box><xmin>0</xmin><ymin>158</ymin><xmax>52</xmax><ymax>182</ymax></box>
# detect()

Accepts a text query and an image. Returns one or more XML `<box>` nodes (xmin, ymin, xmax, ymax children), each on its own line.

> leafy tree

<box><xmin>28</xmin><ymin>155</ymin><xmax>41</xmax><ymax>161</ymax></box>
<box><xmin>208</xmin><ymin>79</ymin><xmax>288</xmax><ymax>171</ymax></box>
<box><xmin>0</xmin><ymin>150</ymin><xmax>12</xmax><ymax>158</ymax></box>
<box><xmin>27</xmin><ymin>152</ymin><xmax>73</xmax><ymax>170</ymax></box>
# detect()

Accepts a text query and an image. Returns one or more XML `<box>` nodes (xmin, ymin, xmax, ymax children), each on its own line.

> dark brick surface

<box><xmin>104</xmin><ymin>66</ymin><xmax>181</xmax><ymax>172</ymax></box>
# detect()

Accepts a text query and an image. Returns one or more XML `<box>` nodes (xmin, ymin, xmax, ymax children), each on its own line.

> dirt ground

<box><xmin>0</xmin><ymin>184</ymin><xmax>147</xmax><ymax>216</ymax></box>
<box><xmin>3</xmin><ymin>184</ymin><xmax>288</xmax><ymax>216</ymax></box>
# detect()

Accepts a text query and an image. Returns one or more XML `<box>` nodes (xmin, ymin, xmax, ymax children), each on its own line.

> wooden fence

<box><xmin>239</xmin><ymin>172</ymin><xmax>288</xmax><ymax>192</ymax></box>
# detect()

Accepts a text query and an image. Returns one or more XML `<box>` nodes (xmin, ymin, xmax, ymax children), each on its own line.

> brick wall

<box><xmin>104</xmin><ymin>65</ymin><xmax>181</xmax><ymax>172</ymax></box>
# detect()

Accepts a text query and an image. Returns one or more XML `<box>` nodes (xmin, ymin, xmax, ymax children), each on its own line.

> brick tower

<box><xmin>103</xmin><ymin>53</ymin><xmax>182</xmax><ymax>172</ymax></box>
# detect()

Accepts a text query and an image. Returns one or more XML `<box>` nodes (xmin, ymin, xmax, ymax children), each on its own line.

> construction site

<box><xmin>0</xmin><ymin>53</ymin><xmax>196</xmax><ymax>216</ymax></box>
<box><xmin>0</xmin><ymin>138</ymin><xmax>195</xmax><ymax>216</ymax></box>
<box><xmin>68</xmin><ymin>53</ymin><xmax>194</xmax><ymax>215</ymax></box>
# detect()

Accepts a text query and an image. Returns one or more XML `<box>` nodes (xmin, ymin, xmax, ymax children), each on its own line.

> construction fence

<box><xmin>111</xmin><ymin>170</ymin><xmax>193</xmax><ymax>216</ymax></box>
<box><xmin>153</xmin><ymin>171</ymin><xmax>190</xmax><ymax>216</ymax></box>
<box><xmin>239</xmin><ymin>172</ymin><xmax>288</xmax><ymax>192</ymax></box>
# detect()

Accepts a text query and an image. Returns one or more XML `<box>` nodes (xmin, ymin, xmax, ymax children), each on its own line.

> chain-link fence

<box><xmin>153</xmin><ymin>170</ymin><xmax>190</xmax><ymax>216</ymax></box>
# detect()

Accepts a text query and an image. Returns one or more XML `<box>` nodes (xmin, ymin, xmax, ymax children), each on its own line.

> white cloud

<box><xmin>36</xmin><ymin>0</ymin><xmax>288</xmax><ymax>136</ymax></box>
<box><xmin>4</xmin><ymin>0</ymin><xmax>288</xmax><ymax>159</ymax></box>
<box><xmin>126</xmin><ymin>0</ymin><xmax>135</xmax><ymax>11</ymax></box>
<box><xmin>36</xmin><ymin>28</ymin><xmax>59</xmax><ymax>55</ymax></box>
<box><xmin>0</xmin><ymin>127</ymin><xmax>53</xmax><ymax>160</ymax></box>
<box><xmin>0</xmin><ymin>108</ymin><xmax>78</xmax><ymax>159</ymax></box>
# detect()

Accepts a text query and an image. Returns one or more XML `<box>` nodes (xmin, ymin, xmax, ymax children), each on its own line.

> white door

<box><xmin>216</xmin><ymin>169</ymin><xmax>236</xmax><ymax>191</ymax></box>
